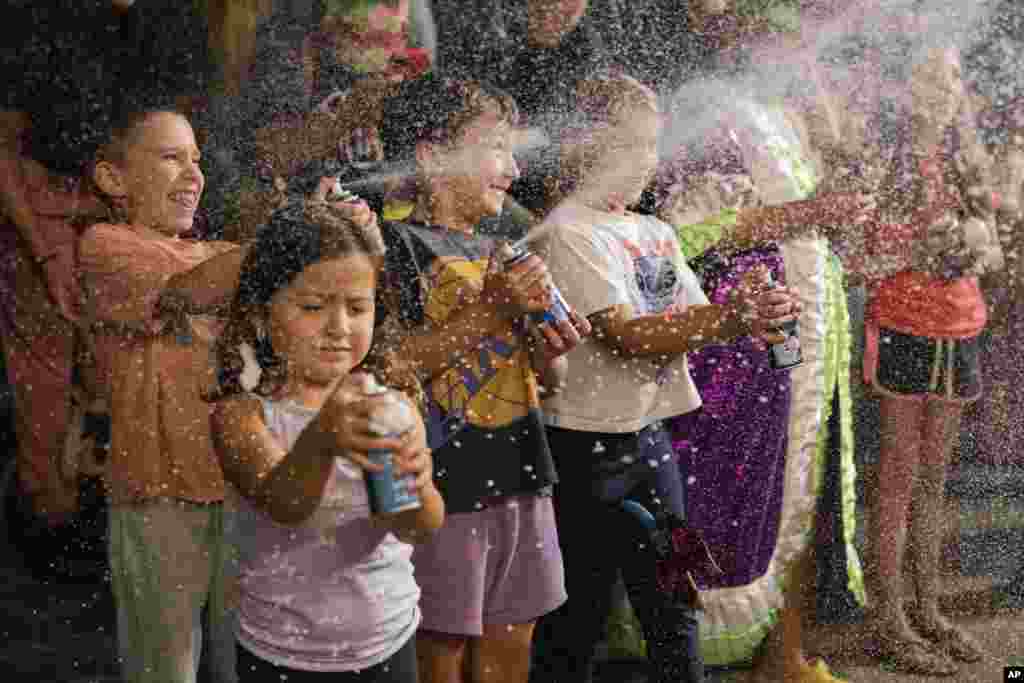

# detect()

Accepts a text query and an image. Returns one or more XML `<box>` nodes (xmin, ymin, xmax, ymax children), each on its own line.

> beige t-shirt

<box><xmin>540</xmin><ymin>204</ymin><xmax>708</xmax><ymax>434</ymax></box>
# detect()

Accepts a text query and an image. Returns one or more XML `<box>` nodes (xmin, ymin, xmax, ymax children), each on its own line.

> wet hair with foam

<box><xmin>212</xmin><ymin>199</ymin><xmax>387</xmax><ymax>399</ymax></box>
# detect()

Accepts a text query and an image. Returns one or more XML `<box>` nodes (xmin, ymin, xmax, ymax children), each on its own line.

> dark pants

<box><xmin>4</xmin><ymin>464</ymin><xmax>109</xmax><ymax>583</ymax></box>
<box><xmin>236</xmin><ymin>636</ymin><xmax>418</xmax><ymax>683</ymax></box>
<box><xmin>530</xmin><ymin>425</ymin><xmax>703</xmax><ymax>683</ymax></box>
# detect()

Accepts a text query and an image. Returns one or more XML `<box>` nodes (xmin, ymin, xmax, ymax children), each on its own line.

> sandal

<box><xmin>871</xmin><ymin>627</ymin><xmax>958</xmax><ymax>677</ymax></box>
<box><xmin>792</xmin><ymin>658</ymin><xmax>847</xmax><ymax>682</ymax></box>
<box><xmin>908</xmin><ymin>610</ymin><xmax>984</xmax><ymax>663</ymax></box>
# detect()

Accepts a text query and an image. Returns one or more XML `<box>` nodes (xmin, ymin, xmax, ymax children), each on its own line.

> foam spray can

<box><xmin>497</xmin><ymin>243</ymin><xmax>571</xmax><ymax>326</ymax></box>
<box><xmin>765</xmin><ymin>273</ymin><xmax>803</xmax><ymax>371</ymax></box>
<box><xmin>363</xmin><ymin>377</ymin><xmax>422</xmax><ymax>515</ymax></box>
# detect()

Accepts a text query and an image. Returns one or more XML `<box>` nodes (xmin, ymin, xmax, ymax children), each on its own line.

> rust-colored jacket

<box><xmin>0</xmin><ymin>112</ymin><xmax>104</xmax><ymax>518</ymax></box>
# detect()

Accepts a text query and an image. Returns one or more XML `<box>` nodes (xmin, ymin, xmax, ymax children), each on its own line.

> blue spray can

<box><xmin>498</xmin><ymin>243</ymin><xmax>571</xmax><ymax>327</ymax></box>
<box><xmin>363</xmin><ymin>377</ymin><xmax>421</xmax><ymax>515</ymax></box>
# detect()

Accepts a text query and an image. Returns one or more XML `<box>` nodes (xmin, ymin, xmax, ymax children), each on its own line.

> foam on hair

<box><xmin>379</xmin><ymin>74</ymin><xmax>518</xmax><ymax>161</ymax></box>
<box><xmin>546</xmin><ymin>72</ymin><xmax>659</xmax><ymax>209</ymax></box>
<box><xmin>573</xmin><ymin>73</ymin><xmax>659</xmax><ymax>128</ymax></box>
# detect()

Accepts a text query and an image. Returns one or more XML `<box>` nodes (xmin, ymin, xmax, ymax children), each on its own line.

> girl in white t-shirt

<box><xmin>530</xmin><ymin>73</ymin><xmax>803</xmax><ymax>683</ymax></box>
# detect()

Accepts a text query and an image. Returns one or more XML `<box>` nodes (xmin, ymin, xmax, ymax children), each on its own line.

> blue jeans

<box><xmin>530</xmin><ymin>424</ymin><xmax>704</xmax><ymax>683</ymax></box>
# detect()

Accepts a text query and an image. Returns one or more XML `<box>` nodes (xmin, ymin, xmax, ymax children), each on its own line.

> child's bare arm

<box><xmin>80</xmin><ymin>228</ymin><xmax>244</xmax><ymax>333</ymax></box>
<box><xmin>589</xmin><ymin>282</ymin><xmax>799</xmax><ymax>360</ymax></box>
<box><xmin>161</xmin><ymin>245</ymin><xmax>249</xmax><ymax>315</ymax></box>
<box><xmin>589</xmin><ymin>303</ymin><xmax>748</xmax><ymax>360</ymax></box>
<box><xmin>213</xmin><ymin>380</ymin><xmax>409</xmax><ymax>526</ymax></box>
<box><xmin>162</xmin><ymin>194</ymin><xmax>379</xmax><ymax>315</ymax></box>
<box><xmin>213</xmin><ymin>394</ymin><xmax>337</xmax><ymax>525</ymax></box>
<box><xmin>381</xmin><ymin>301</ymin><xmax>510</xmax><ymax>383</ymax></box>
<box><xmin>214</xmin><ymin>376</ymin><xmax>421</xmax><ymax>528</ymax></box>
<box><xmin>381</xmin><ymin>252</ymin><xmax>554</xmax><ymax>383</ymax></box>
<box><xmin>725</xmin><ymin>194</ymin><xmax>875</xmax><ymax>251</ymax></box>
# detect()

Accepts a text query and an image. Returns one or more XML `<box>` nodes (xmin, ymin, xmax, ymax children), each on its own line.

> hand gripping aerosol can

<box><xmin>363</xmin><ymin>377</ymin><xmax>422</xmax><ymax>515</ymax></box>
<box><xmin>765</xmin><ymin>273</ymin><xmax>802</xmax><ymax>371</ymax></box>
<box><xmin>327</xmin><ymin>179</ymin><xmax>360</xmax><ymax>203</ymax></box>
<box><xmin>497</xmin><ymin>242</ymin><xmax>571</xmax><ymax>326</ymax></box>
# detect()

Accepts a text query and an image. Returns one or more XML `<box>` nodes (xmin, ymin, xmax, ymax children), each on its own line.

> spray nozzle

<box><xmin>362</xmin><ymin>375</ymin><xmax>388</xmax><ymax>396</ymax></box>
<box><xmin>327</xmin><ymin>179</ymin><xmax>360</xmax><ymax>203</ymax></box>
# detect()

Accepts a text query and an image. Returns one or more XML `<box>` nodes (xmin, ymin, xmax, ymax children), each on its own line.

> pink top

<box><xmin>232</xmin><ymin>396</ymin><xmax>420</xmax><ymax>672</ymax></box>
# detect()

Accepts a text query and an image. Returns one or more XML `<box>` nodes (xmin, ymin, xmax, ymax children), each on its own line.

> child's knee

<box><xmin>480</xmin><ymin>621</ymin><xmax>535</xmax><ymax>647</ymax></box>
<box><xmin>417</xmin><ymin>630</ymin><xmax>471</xmax><ymax>683</ymax></box>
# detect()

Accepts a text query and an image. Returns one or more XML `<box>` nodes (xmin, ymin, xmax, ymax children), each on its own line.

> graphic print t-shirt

<box><xmin>541</xmin><ymin>204</ymin><xmax>709</xmax><ymax>434</ymax></box>
<box><xmin>379</xmin><ymin>221</ymin><xmax>557</xmax><ymax>513</ymax></box>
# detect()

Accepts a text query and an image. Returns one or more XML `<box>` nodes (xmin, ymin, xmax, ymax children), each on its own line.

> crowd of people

<box><xmin>2</xmin><ymin>1</ymin><xmax>1023</xmax><ymax>683</ymax></box>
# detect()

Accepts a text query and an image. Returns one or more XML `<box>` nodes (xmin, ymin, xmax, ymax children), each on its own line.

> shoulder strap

<box><xmin>396</xmin><ymin>223</ymin><xmax>425</xmax><ymax>283</ymax></box>
<box><xmin>385</xmin><ymin>222</ymin><xmax>428</xmax><ymax>322</ymax></box>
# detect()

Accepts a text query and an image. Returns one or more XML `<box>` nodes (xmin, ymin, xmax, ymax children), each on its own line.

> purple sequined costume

<box><xmin>670</xmin><ymin>245</ymin><xmax>792</xmax><ymax>663</ymax></box>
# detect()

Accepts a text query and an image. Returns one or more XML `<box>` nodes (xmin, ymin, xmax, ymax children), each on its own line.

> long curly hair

<box><xmin>212</xmin><ymin>198</ymin><xmax>391</xmax><ymax>401</ymax></box>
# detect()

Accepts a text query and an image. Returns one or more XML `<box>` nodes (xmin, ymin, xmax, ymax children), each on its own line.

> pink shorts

<box><xmin>412</xmin><ymin>494</ymin><xmax>566</xmax><ymax>637</ymax></box>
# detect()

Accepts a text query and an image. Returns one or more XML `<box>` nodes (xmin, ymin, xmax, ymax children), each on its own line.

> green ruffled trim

<box><xmin>605</xmin><ymin>597</ymin><xmax>647</xmax><ymax>659</ymax></box>
<box><xmin>701</xmin><ymin>605</ymin><xmax>780</xmax><ymax>667</ymax></box>
<box><xmin>814</xmin><ymin>254</ymin><xmax>867</xmax><ymax>606</ymax></box>
<box><xmin>605</xmin><ymin>588</ymin><xmax>781</xmax><ymax>667</ymax></box>
<box><xmin>674</xmin><ymin>209</ymin><xmax>737</xmax><ymax>261</ymax></box>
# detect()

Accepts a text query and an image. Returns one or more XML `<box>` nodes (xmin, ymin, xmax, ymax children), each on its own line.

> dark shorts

<box><xmin>871</xmin><ymin>327</ymin><xmax>982</xmax><ymax>403</ymax></box>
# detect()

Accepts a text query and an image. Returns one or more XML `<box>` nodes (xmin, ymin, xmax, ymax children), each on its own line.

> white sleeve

<box><xmin>544</xmin><ymin>223</ymin><xmax>632</xmax><ymax>318</ymax></box>
<box><xmin>677</xmin><ymin>261</ymin><xmax>710</xmax><ymax>307</ymax></box>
